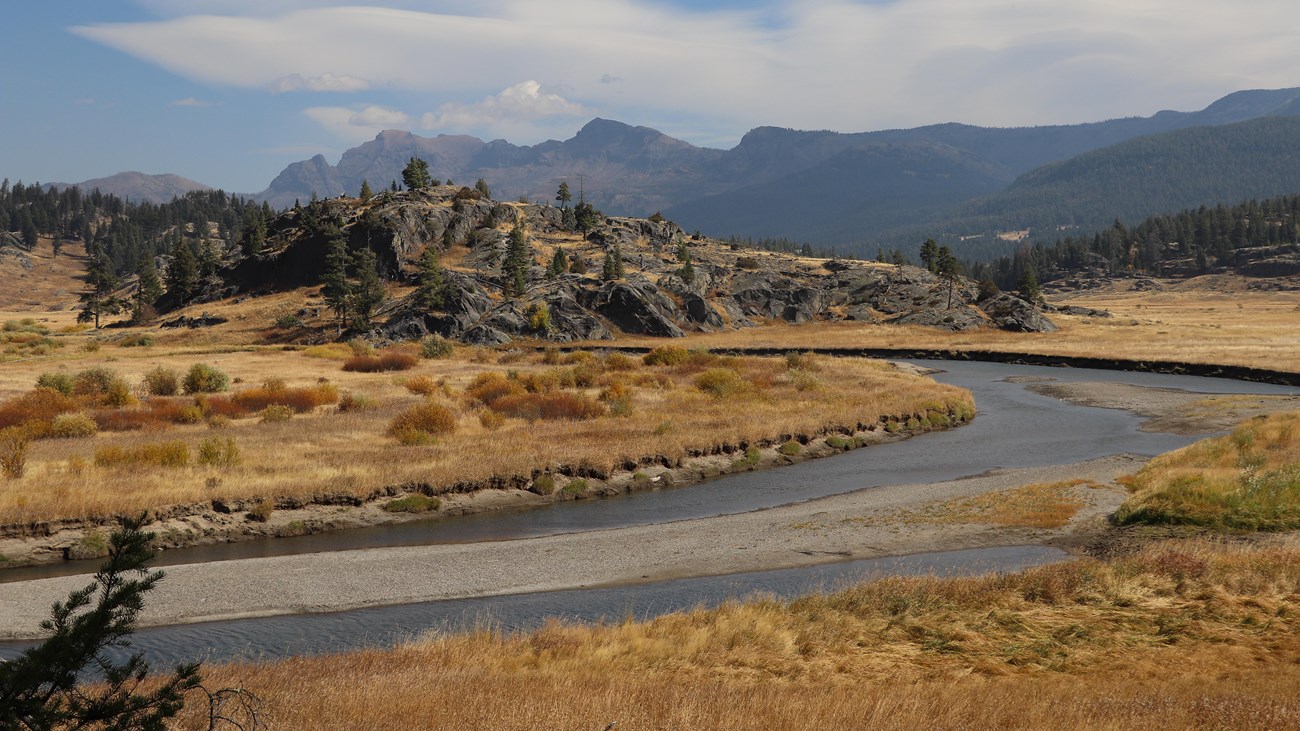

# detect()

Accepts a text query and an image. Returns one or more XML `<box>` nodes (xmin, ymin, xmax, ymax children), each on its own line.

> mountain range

<box><xmin>57</xmin><ymin>87</ymin><xmax>1300</xmax><ymax>257</ymax></box>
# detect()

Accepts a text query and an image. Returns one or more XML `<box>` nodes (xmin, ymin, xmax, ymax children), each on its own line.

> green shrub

<box><xmin>884</xmin><ymin>421</ymin><xmax>901</xmax><ymax>434</ymax></box>
<box><xmin>259</xmin><ymin>404</ymin><xmax>294</xmax><ymax>423</ymax></box>
<box><xmin>563</xmin><ymin>479</ymin><xmax>590</xmax><ymax>496</ymax></box>
<box><xmin>735</xmin><ymin>256</ymin><xmax>760</xmax><ymax>269</ymax></box>
<box><xmin>778</xmin><ymin>440</ymin><xmax>803</xmax><ymax>456</ymax></box>
<box><xmin>381</xmin><ymin>494</ymin><xmax>441</xmax><ymax>513</ymax></box>
<box><xmin>197</xmin><ymin>436</ymin><xmax>240</xmax><ymax>467</ymax></box>
<box><xmin>48</xmin><ymin>413</ymin><xmax>98</xmax><ymax>439</ymax></box>
<box><xmin>273</xmin><ymin>312</ymin><xmax>304</xmax><ymax>329</ymax></box>
<box><xmin>526</xmin><ymin>302</ymin><xmax>553</xmax><ymax>333</ymax></box>
<box><xmin>419</xmin><ymin>334</ymin><xmax>455</xmax><ymax>360</ymax></box>
<box><xmin>117</xmin><ymin>334</ymin><xmax>154</xmax><ymax>348</ymax></box>
<box><xmin>35</xmin><ymin>372</ymin><xmax>74</xmax><ymax>396</ymax></box>
<box><xmin>183</xmin><ymin>363</ymin><xmax>230</xmax><ymax>394</ymax></box>
<box><xmin>142</xmin><ymin>366</ymin><xmax>180</xmax><ymax>396</ymax></box>
<box><xmin>531</xmin><ymin>475</ymin><xmax>557</xmax><ymax>495</ymax></box>
<box><xmin>732</xmin><ymin>446</ymin><xmax>762</xmax><ymax>469</ymax></box>
<box><xmin>826</xmin><ymin>435</ymin><xmax>852</xmax><ymax>450</ymax></box>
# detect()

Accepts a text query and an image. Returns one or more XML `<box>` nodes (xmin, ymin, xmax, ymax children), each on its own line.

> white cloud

<box><xmin>73</xmin><ymin>1</ymin><xmax>1300</xmax><ymax>143</ymax></box>
<box><xmin>169</xmin><ymin>97</ymin><xmax>217</xmax><ymax>107</ymax></box>
<box><xmin>303</xmin><ymin>104</ymin><xmax>411</xmax><ymax>141</ymax></box>
<box><xmin>420</xmin><ymin>81</ymin><xmax>589</xmax><ymax>135</ymax></box>
<box><xmin>267</xmin><ymin>73</ymin><xmax>371</xmax><ymax>93</ymax></box>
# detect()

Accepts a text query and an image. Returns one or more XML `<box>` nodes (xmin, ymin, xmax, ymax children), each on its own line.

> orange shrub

<box><xmin>0</xmin><ymin>388</ymin><xmax>78</xmax><ymax>430</ymax></box>
<box><xmin>343</xmin><ymin>349</ymin><xmax>419</xmax><ymax>373</ymax></box>
<box><xmin>489</xmin><ymin>392</ymin><xmax>604</xmax><ymax>421</ymax></box>
<box><xmin>92</xmin><ymin>408</ymin><xmax>168</xmax><ymax>432</ymax></box>
<box><xmin>403</xmin><ymin>375</ymin><xmax>440</xmax><ymax>396</ymax></box>
<box><xmin>233</xmin><ymin>384</ymin><xmax>340</xmax><ymax>413</ymax></box>
<box><xmin>465</xmin><ymin>372</ymin><xmax>526</xmax><ymax>405</ymax></box>
<box><xmin>388</xmin><ymin>401</ymin><xmax>458</xmax><ymax>441</ymax></box>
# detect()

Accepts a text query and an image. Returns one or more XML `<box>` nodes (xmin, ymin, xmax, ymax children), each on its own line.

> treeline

<box><xmin>968</xmin><ymin>193</ymin><xmax>1300</xmax><ymax>290</ymax></box>
<box><xmin>0</xmin><ymin>179</ymin><xmax>272</xmax><ymax>276</ymax></box>
<box><xmin>722</xmin><ymin>234</ymin><xmax>851</xmax><ymax>260</ymax></box>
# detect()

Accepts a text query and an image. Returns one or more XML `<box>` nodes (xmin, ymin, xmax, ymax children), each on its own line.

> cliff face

<box><xmin>210</xmin><ymin>186</ymin><xmax>1056</xmax><ymax>344</ymax></box>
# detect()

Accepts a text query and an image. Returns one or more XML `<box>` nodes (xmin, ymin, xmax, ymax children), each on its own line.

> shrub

<box><xmin>826</xmin><ymin>435</ymin><xmax>852</xmax><ymax>450</ymax></box>
<box><xmin>259</xmin><ymin>404</ymin><xmax>294</xmax><ymax>423</ymax></box>
<box><xmin>183</xmin><ymin>363</ymin><xmax>230</xmax><ymax>394</ymax></box>
<box><xmin>0</xmin><ymin>427</ymin><xmax>29</xmax><ymax>478</ymax></box>
<box><xmin>302</xmin><ymin>343</ymin><xmax>352</xmax><ymax>360</ymax></box>
<box><xmin>784</xmin><ymin>351</ymin><xmax>821</xmax><ymax>371</ymax></box>
<box><xmin>142</xmin><ymin>366</ymin><xmax>180</xmax><ymax>396</ymax></box>
<box><xmin>71</xmin><ymin>368</ymin><xmax>132</xmax><ymax>407</ymax></box>
<box><xmin>489</xmin><ymin>392</ymin><xmax>604</xmax><ymax>421</ymax></box>
<box><xmin>419</xmin><ymin>335</ymin><xmax>454</xmax><ymax>360</ymax></box>
<box><xmin>348</xmin><ymin>338</ymin><xmax>375</xmax><ymax>357</ymax></box>
<box><xmin>197</xmin><ymin>436</ymin><xmax>240</xmax><ymax>467</ymax></box>
<box><xmin>478</xmin><ymin>409</ymin><xmax>505</xmax><ymax>430</ymax></box>
<box><xmin>381</xmin><ymin>494</ymin><xmax>441</xmax><ymax>513</ymax></box>
<box><xmin>531</xmin><ymin>475</ymin><xmax>556</xmax><ymax>495</ymax></box>
<box><xmin>35</xmin><ymin>372</ymin><xmax>74</xmax><ymax>396</ymax></box>
<box><xmin>643</xmin><ymin>346</ymin><xmax>689</xmax><ymax>366</ymax></box>
<box><xmin>653</xmin><ymin>420</ymin><xmax>674</xmax><ymax>435</ymax></box>
<box><xmin>778</xmin><ymin>440</ymin><xmax>803</xmax><ymax>456</ymax></box>
<box><xmin>526</xmin><ymin>302</ymin><xmax>553</xmax><ymax>333</ymax></box>
<box><xmin>233</xmin><ymin>383</ymin><xmax>338</xmax><ymax>413</ymax></box>
<box><xmin>466</xmin><ymin>371</ymin><xmax>526</xmax><ymax>405</ymax></box>
<box><xmin>48</xmin><ymin>413</ymin><xmax>98</xmax><ymax>439</ymax></box>
<box><xmin>603</xmin><ymin>352</ymin><xmax>638</xmax><ymax>371</ymax></box>
<box><xmin>273</xmin><ymin>312</ymin><xmax>304</xmax><ymax>329</ymax></box>
<box><xmin>787</xmin><ymin>368</ymin><xmax>822</xmax><ymax>392</ymax></box>
<box><xmin>388</xmin><ymin>401</ymin><xmax>457</xmax><ymax>443</ymax></box>
<box><xmin>563</xmin><ymin>479</ymin><xmax>590</xmax><ymax>496</ymax></box>
<box><xmin>117</xmin><ymin>334</ymin><xmax>154</xmax><ymax>348</ymax></box>
<box><xmin>342</xmin><ymin>349</ymin><xmax>419</xmax><ymax>373</ymax></box>
<box><xmin>246</xmin><ymin>499</ymin><xmax>274</xmax><ymax>522</ymax></box>
<box><xmin>0</xmin><ymin>387</ymin><xmax>77</xmax><ymax>430</ymax></box>
<box><xmin>735</xmin><ymin>255</ymin><xmax>760</xmax><ymax>269</ymax></box>
<box><xmin>694</xmin><ymin>368</ymin><xmax>748</xmax><ymax>398</ymax></box>
<box><xmin>94</xmin><ymin>441</ymin><xmax>189</xmax><ymax>468</ymax></box>
<box><xmin>338</xmin><ymin>391</ymin><xmax>375</xmax><ymax>412</ymax></box>
<box><xmin>403</xmin><ymin>375</ymin><xmax>440</xmax><ymax>396</ymax></box>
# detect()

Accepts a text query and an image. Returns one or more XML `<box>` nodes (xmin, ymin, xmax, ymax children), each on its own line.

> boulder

<box><xmin>980</xmin><ymin>294</ymin><xmax>1059</xmax><ymax>332</ymax></box>
<box><xmin>888</xmin><ymin>305</ymin><xmax>986</xmax><ymax>332</ymax></box>
<box><xmin>583</xmin><ymin>277</ymin><xmax>684</xmax><ymax>337</ymax></box>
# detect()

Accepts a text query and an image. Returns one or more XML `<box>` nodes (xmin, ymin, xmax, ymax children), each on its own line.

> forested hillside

<box><xmin>970</xmin><ymin>193</ymin><xmax>1300</xmax><ymax>290</ymax></box>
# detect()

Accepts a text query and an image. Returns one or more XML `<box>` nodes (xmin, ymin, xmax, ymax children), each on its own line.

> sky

<box><xmin>2</xmin><ymin>0</ymin><xmax>1298</xmax><ymax>194</ymax></box>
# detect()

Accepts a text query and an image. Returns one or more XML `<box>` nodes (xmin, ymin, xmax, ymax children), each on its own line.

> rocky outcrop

<box><xmin>583</xmin><ymin>278</ymin><xmax>685</xmax><ymax>337</ymax></box>
<box><xmin>978</xmin><ymin>294</ymin><xmax>1059</xmax><ymax>333</ymax></box>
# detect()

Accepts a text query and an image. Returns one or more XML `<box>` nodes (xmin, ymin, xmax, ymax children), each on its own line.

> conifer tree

<box><xmin>133</xmin><ymin>258</ymin><xmax>164</xmax><ymax>322</ymax></box>
<box><xmin>166</xmin><ymin>241</ymin><xmax>199</xmax><ymax>307</ymax></box>
<box><xmin>349</xmin><ymin>247</ymin><xmax>385</xmax><ymax>329</ymax></box>
<box><xmin>502</xmin><ymin>220</ymin><xmax>530</xmax><ymax>297</ymax></box>
<box><xmin>555</xmin><ymin>181</ymin><xmax>572</xmax><ymax>210</ymax></box>
<box><xmin>359</xmin><ymin>179</ymin><xmax>373</xmax><ymax>202</ymax></box>
<box><xmin>936</xmin><ymin>245</ymin><xmax>962</xmax><ymax>309</ymax></box>
<box><xmin>413</xmin><ymin>245</ymin><xmax>446</xmax><ymax>311</ymax></box>
<box><xmin>402</xmin><ymin>157</ymin><xmax>431</xmax><ymax>191</ymax></box>
<box><xmin>77</xmin><ymin>253</ymin><xmax>123</xmax><ymax>329</ymax></box>
<box><xmin>197</xmin><ymin>240</ymin><xmax>220</xmax><ymax>278</ymax></box>
<box><xmin>547</xmin><ymin>247</ymin><xmax>567</xmax><ymax>278</ymax></box>
<box><xmin>474</xmin><ymin>178</ymin><xmax>492</xmax><ymax>199</ymax></box>
<box><xmin>0</xmin><ymin>516</ymin><xmax>202</xmax><ymax>730</ymax></box>
<box><xmin>321</xmin><ymin>236</ymin><xmax>353</xmax><ymax>333</ymax></box>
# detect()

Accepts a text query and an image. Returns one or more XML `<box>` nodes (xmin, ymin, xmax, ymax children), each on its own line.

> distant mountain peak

<box><xmin>49</xmin><ymin>171</ymin><xmax>212</xmax><ymax>204</ymax></box>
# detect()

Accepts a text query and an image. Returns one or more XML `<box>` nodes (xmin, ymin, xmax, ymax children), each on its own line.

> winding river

<box><xmin>1</xmin><ymin>360</ymin><xmax>1295</xmax><ymax>667</ymax></box>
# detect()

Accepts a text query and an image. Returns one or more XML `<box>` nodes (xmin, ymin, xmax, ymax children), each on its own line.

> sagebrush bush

<box><xmin>603</xmin><ymin>352</ymin><xmax>638</xmax><ymax>371</ymax></box>
<box><xmin>94</xmin><ymin>441</ymin><xmax>189</xmax><ymax>468</ymax></box>
<box><xmin>465</xmin><ymin>372</ymin><xmax>526</xmax><ymax>405</ymax></box>
<box><xmin>694</xmin><ymin>368</ymin><xmax>749</xmax><ymax>398</ymax></box>
<box><xmin>117</xmin><ymin>333</ymin><xmax>154</xmax><ymax>347</ymax></box>
<box><xmin>478</xmin><ymin>409</ymin><xmax>505</xmax><ymax>430</ymax></box>
<box><xmin>531</xmin><ymin>475</ymin><xmax>556</xmax><ymax>495</ymax></box>
<box><xmin>778</xmin><ymin>440</ymin><xmax>803</xmax><ymax>456</ymax></box>
<box><xmin>403</xmin><ymin>375</ymin><xmax>440</xmax><ymax>396</ymax></box>
<box><xmin>246</xmin><ymin>499</ymin><xmax>274</xmax><ymax>522</ymax></box>
<box><xmin>563</xmin><ymin>479</ymin><xmax>590</xmax><ymax>496</ymax></box>
<box><xmin>48</xmin><ymin>413</ymin><xmax>98</xmax><ymax>439</ymax></box>
<box><xmin>183</xmin><ymin>363</ymin><xmax>230</xmax><ymax>394</ymax></box>
<box><xmin>233</xmin><ymin>383</ymin><xmax>338</xmax><ymax>413</ymax></box>
<box><xmin>419</xmin><ymin>335</ymin><xmax>454</xmax><ymax>360</ymax></box>
<box><xmin>35</xmin><ymin>372</ymin><xmax>74</xmax><ymax>396</ymax></box>
<box><xmin>643</xmin><ymin>346</ymin><xmax>689</xmax><ymax>366</ymax></box>
<box><xmin>489</xmin><ymin>392</ymin><xmax>604</xmax><ymax>421</ymax></box>
<box><xmin>337</xmin><ymin>391</ymin><xmax>375</xmax><ymax>412</ymax></box>
<box><xmin>0</xmin><ymin>427</ymin><xmax>29</xmax><ymax>479</ymax></box>
<box><xmin>197</xmin><ymin>436</ymin><xmax>240</xmax><ymax>467</ymax></box>
<box><xmin>388</xmin><ymin>401</ymin><xmax>457</xmax><ymax>443</ymax></box>
<box><xmin>343</xmin><ymin>349</ymin><xmax>419</xmax><ymax>373</ymax></box>
<box><xmin>259</xmin><ymin>405</ymin><xmax>294</xmax><ymax>423</ymax></box>
<box><xmin>142</xmin><ymin>366</ymin><xmax>180</xmax><ymax>396</ymax></box>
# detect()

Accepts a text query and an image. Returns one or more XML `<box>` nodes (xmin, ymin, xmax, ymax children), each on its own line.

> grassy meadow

<box><xmin>0</xmin><ymin>324</ymin><xmax>972</xmax><ymax>526</ymax></box>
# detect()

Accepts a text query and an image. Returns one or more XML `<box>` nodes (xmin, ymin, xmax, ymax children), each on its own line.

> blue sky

<box><xmin>3</xmin><ymin>1</ymin><xmax>1298</xmax><ymax>193</ymax></box>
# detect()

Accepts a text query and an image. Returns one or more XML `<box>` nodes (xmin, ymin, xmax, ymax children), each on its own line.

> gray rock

<box><xmin>583</xmin><ymin>277</ymin><xmax>684</xmax><ymax>337</ymax></box>
<box><xmin>980</xmin><ymin>293</ymin><xmax>1059</xmax><ymax>332</ymax></box>
<box><xmin>888</xmin><ymin>305</ymin><xmax>986</xmax><ymax>331</ymax></box>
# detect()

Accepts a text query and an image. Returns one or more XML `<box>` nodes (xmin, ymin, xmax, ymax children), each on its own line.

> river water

<box><xmin>1</xmin><ymin>360</ymin><xmax>1294</xmax><ymax>666</ymax></box>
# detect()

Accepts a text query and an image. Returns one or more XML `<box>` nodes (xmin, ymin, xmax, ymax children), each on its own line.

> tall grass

<box><xmin>1115</xmin><ymin>411</ymin><xmax>1300</xmax><ymax>530</ymax></box>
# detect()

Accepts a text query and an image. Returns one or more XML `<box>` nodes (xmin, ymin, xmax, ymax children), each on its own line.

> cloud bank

<box><xmin>73</xmin><ymin>0</ymin><xmax>1300</xmax><ymax>145</ymax></box>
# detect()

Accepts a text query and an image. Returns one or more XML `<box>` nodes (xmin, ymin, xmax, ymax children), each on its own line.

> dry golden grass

<box><xmin>602</xmin><ymin>276</ymin><xmax>1300</xmax><ymax>374</ymax></box>
<box><xmin>175</xmin><ymin>539</ymin><xmax>1300</xmax><ymax>730</ymax></box>
<box><xmin>856</xmin><ymin>479</ymin><xmax>1101</xmax><ymax>529</ymax></box>
<box><xmin>1116</xmin><ymin>410</ymin><xmax>1300</xmax><ymax>530</ymax></box>
<box><xmin>0</xmin><ymin>348</ymin><xmax>971</xmax><ymax>525</ymax></box>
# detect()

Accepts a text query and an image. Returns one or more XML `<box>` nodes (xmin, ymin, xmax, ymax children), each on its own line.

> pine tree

<box><xmin>613</xmin><ymin>243</ymin><xmax>625</xmax><ymax>278</ymax></box>
<box><xmin>555</xmin><ymin>182</ymin><xmax>572</xmax><ymax>210</ymax></box>
<box><xmin>569</xmin><ymin>252</ymin><xmax>588</xmax><ymax>275</ymax></box>
<box><xmin>133</xmin><ymin>258</ymin><xmax>164</xmax><ymax>322</ymax></box>
<box><xmin>936</xmin><ymin>245</ymin><xmax>962</xmax><ymax>309</ymax></box>
<box><xmin>502</xmin><ymin>220</ymin><xmax>530</xmax><ymax>298</ymax></box>
<box><xmin>573</xmin><ymin>201</ymin><xmax>599</xmax><ymax>240</ymax></box>
<box><xmin>602</xmin><ymin>244</ymin><xmax>625</xmax><ymax>281</ymax></box>
<box><xmin>0</xmin><ymin>516</ymin><xmax>202</xmax><ymax>730</ymax></box>
<box><xmin>402</xmin><ymin>157</ymin><xmax>431</xmax><ymax>191</ymax></box>
<box><xmin>919</xmin><ymin>239</ymin><xmax>940</xmax><ymax>273</ymax></box>
<box><xmin>547</xmin><ymin>247</ymin><xmax>567</xmax><ymax>278</ymax></box>
<box><xmin>77</xmin><ymin>254</ymin><xmax>123</xmax><ymax>329</ymax></box>
<box><xmin>349</xmin><ymin>247</ymin><xmax>385</xmax><ymax>329</ymax></box>
<box><xmin>413</xmin><ymin>245</ymin><xmax>446</xmax><ymax>311</ymax></box>
<box><xmin>474</xmin><ymin>178</ymin><xmax>492</xmax><ymax>199</ymax></box>
<box><xmin>166</xmin><ymin>241</ymin><xmax>199</xmax><ymax>307</ymax></box>
<box><xmin>321</xmin><ymin>236</ymin><xmax>353</xmax><ymax>333</ymax></box>
<box><xmin>359</xmin><ymin>179</ymin><xmax>373</xmax><ymax>202</ymax></box>
<box><xmin>197</xmin><ymin>240</ymin><xmax>220</xmax><ymax>278</ymax></box>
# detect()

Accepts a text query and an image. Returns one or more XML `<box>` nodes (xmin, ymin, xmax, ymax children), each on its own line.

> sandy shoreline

<box><xmin>0</xmin><ymin>454</ymin><xmax>1140</xmax><ymax>640</ymax></box>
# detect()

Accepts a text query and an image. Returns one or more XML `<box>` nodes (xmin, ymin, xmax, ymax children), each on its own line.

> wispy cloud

<box><xmin>420</xmin><ymin>81</ymin><xmax>590</xmax><ymax>136</ymax></box>
<box><xmin>71</xmin><ymin>1</ymin><xmax>1300</xmax><ymax>143</ymax></box>
<box><xmin>169</xmin><ymin>97</ymin><xmax>218</xmax><ymax>107</ymax></box>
